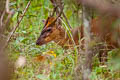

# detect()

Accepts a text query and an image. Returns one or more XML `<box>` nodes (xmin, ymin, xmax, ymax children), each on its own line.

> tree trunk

<box><xmin>0</xmin><ymin>0</ymin><xmax>12</xmax><ymax>80</ymax></box>
<box><xmin>82</xmin><ymin>7</ymin><xmax>93</xmax><ymax>80</ymax></box>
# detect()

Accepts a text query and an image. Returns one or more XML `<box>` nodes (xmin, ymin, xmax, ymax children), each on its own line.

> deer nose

<box><xmin>36</xmin><ymin>41</ymin><xmax>40</xmax><ymax>45</ymax></box>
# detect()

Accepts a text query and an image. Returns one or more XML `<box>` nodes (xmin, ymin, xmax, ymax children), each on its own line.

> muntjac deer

<box><xmin>36</xmin><ymin>17</ymin><xmax>83</xmax><ymax>48</ymax></box>
<box><xmin>36</xmin><ymin>15</ymin><xmax>120</xmax><ymax>64</ymax></box>
<box><xmin>36</xmin><ymin>16</ymin><xmax>120</xmax><ymax>47</ymax></box>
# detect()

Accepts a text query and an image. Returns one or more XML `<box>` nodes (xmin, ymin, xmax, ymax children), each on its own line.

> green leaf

<box><xmin>12</xmin><ymin>12</ymin><xmax>18</xmax><ymax>21</ymax></box>
<box><xmin>36</xmin><ymin>74</ymin><xmax>48</xmax><ymax>80</ymax></box>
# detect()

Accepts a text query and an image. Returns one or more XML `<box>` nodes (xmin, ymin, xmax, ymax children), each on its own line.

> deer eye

<box><xmin>46</xmin><ymin>27</ymin><xmax>52</xmax><ymax>32</ymax></box>
<box><xmin>41</xmin><ymin>27</ymin><xmax>52</xmax><ymax>35</ymax></box>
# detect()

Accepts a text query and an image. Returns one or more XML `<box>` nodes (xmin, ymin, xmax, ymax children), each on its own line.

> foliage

<box><xmin>9</xmin><ymin>0</ymin><xmax>120</xmax><ymax>80</ymax></box>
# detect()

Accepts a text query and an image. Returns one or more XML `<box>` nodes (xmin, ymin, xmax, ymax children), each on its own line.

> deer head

<box><xmin>36</xmin><ymin>16</ymin><xmax>62</xmax><ymax>46</ymax></box>
<box><xmin>36</xmin><ymin>5</ymin><xmax>64</xmax><ymax>46</ymax></box>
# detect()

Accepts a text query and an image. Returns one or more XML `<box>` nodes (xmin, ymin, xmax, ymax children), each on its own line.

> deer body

<box><xmin>53</xmin><ymin>27</ymin><xmax>83</xmax><ymax>48</ymax></box>
<box><xmin>36</xmin><ymin>16</ymin><xmax>120</xmax><ymax>64</ymax></box>
<box><xmin>36</xmin><ymin>16</ymin><xmax>119</xmax><ymax>49</ymax></box>
<box><xmin>36</xmin><ymin>19</ymin><xmax>83</xmax><ymax>48</ymax></box>
<box><xmin>36</xmin><ymin>16</ymin><xmax>120</xmax><ymax>48</ymax></box>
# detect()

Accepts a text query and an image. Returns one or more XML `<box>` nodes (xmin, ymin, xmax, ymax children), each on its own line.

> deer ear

<box><xmin>57</xmin><ymin>25</ymin><xmax>61</xmax><ymax>29</ymax></box>
<box><xmin>56</xmin><ymin>18</ymin><xmax>62</xmax><ymax>25</ymax></box>
<box><xmin>42</xmin><ymin>19</ymin><xmax>46</xmax><ymax>24</ymax></box>
<box><xmin>56</xmin><ymin>18</ymin><xmax>62</xmax><ymax>29</ymax></box>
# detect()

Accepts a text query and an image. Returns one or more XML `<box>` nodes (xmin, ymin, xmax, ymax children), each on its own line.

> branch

<box><xmin>6</xmin><ymin>0</ymin><xmax>10</xmax><ymax>14</ymax></box>
<box><xmin>0</xmin><ymin>11</ymin><xmax>5</xmax><ymax>27</ymax></box>
<box><xmin>1</xmin><ymin>1</ymin><xmax>31</xmax><ymax>50</ymax></box>
<box><xmin>50</xmin><ymin>0</ymin><xmax>72</xmax><ymax>29</ymax></box>
<box><xmin>81</xmin><ymin>7</ymin><xmax>92</xmax><ymax>80</ymax></box>
<box><xmin>78</xmin><ymin>0</ymin><xmax>120</xmax><ymax>17</ymax></box>
<box><xmin>0</xmin><ymin>0</ymin><xmax>14</xmax><ymax>33</ymax></box>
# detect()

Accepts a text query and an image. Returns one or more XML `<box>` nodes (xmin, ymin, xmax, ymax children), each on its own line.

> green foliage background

<box><xmin>8</xmin><ymin>0</ymin><xmax>120</xmax><ymax>80</ymax></box>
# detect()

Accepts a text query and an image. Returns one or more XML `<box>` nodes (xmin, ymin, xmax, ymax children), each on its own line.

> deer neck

<box><xmin>53</xmin><ymin>27</ymin><xmax>71</xmax><ymax>48</ymax></box>
<box><xmin>54</xmin><ymin>26</ymin><xmax>83</xmax><ymax>48</ymax></box>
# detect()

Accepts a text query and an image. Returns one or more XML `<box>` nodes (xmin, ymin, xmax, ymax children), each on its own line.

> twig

<box><xmin>0</xmin><ymin>0</ymin><xmax>14</xmax><ymax>33</ymax></box>
<box><xmin>6</xmin><ymin>0</ymin><xmax>10</xmax><ymax>13</ymax></box>
<box><xmin>2</xmin><ymin>11</ymin><xmax>14</xmax><ymax>32</ymax></box>
<box><xmin>4</xmin><ymin>11</ymin><xmax>13</xmax><ymax>25</ymax></box>
<box><xmin>2</xmin><ymin>1</ymin><xmax>31</xmax><ymax>50</ymax></box>
<box><xmin>6</xmin><ymin>0</ymin><xmax>13</xmax><ymax>14</ymax></box>
<box><xmin>0</xmin><ymin>11</ymin><xmax>5</xmax><ymax>27</ymax></box>
<box><xmin>50</xmin><ymin>0</ymin><xmax>72</xmax><ymax>29</ymax></box>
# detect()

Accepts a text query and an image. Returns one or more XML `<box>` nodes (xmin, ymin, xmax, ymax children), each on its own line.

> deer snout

<box><xmin>36</xmin><ymin>40</ymin><xmax>43</xmax><ymax>45</ymax></box>
<box><xmin>36</xmin><ymin>40</ymin><xmax>40</xmax><ymax>45</ymax></box>
<box><xmin>36</xmin><ymin>39</ymin><xmax>42</xmax><ymax>45</ymax></box>
<box><xmin>36</xmin><ymin>38</ymin><xmax>45</xmax><ymax>46</ymax></box>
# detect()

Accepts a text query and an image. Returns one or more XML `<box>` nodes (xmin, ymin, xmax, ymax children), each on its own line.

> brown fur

<box><xmin>36</xmin><ymin>17</ymin><xmax>83</xmax><ymax>48</ymax></box>
<box><xmin>36</xmin><ymin>16</ymin><xmax>120</xmax><ymax>48</ymax></box>
<box><xmin>36</xmin><ymin>16</ymin><xmax>120</xmax><ymax>64</ymax></box>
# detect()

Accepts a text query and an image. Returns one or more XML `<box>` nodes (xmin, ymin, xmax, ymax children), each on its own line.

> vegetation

<box><xmin>8</xmin><ymin>0</ymin><xmax>120</xmax><ymax>80</ymax></box>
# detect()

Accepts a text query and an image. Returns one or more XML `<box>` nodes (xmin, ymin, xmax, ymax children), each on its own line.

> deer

<box><xmin>36</xmin><ymin>17</ymin><xmax>83</xmax><ymax>49</ymax></box>
<box><xmin>36</xmin><ymin>7</ymin><xmax>120</xmax><ymax>65</ymax></box>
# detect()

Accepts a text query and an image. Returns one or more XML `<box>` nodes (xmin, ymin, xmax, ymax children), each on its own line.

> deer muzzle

<box><xmin>36</xmin><ymin>38</ymin><xmax>45</xmax><ymax>46</ymax></box>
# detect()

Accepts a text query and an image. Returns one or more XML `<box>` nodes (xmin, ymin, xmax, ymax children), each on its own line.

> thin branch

<box><xmin>4</xmin><ymin>10</ymin><xmax>14</xmax><ymax>26</ymax></box>
<box><xmin>50</xmin><ymin>0</ymin><xmax>72</xmax><ymax>29</ymax></box>
<box><xmin>2</xmin><ymin>1</ymin><xmax>31</xmax><ymax>50</ymax></box>
<box><xmin>5</xmin><ymin>0</ymin><xmax>14</xmax><ymax>26</ymax></box>
<box><xmin>1</xmin><ymin>11</ymin><xmax>14</xmax><ymax>32</ymax></box>
<box><xmin>0</xmin><ymin>11</ymin><xmax>5</xmax><ymax>27</ymax></box>
<box><xmin>6</xmin><ymin>0</ymin><xmax>13</xmax><ymax>14</ymax></box>
<box><xmin>0</xmin><ymin>0</ymin><xmax>14</xmax><ymax>33</ymax></box>
<box><xmin>6</xmin><ymin>0</ymin><xmax>9</xmax><ymax>13</ymax></box>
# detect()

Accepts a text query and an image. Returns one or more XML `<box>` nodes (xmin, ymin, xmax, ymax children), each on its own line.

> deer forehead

<box><xmin>45</xmin><ymin>17</ymin><xmax>56</xmax><ymax>28</ymax></box>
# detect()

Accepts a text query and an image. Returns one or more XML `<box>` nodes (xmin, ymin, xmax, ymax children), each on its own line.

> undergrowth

<box><xmin>8</xmin><ymin>0</ymin><xmax>120</xmax><ymax>80</ymax></box>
